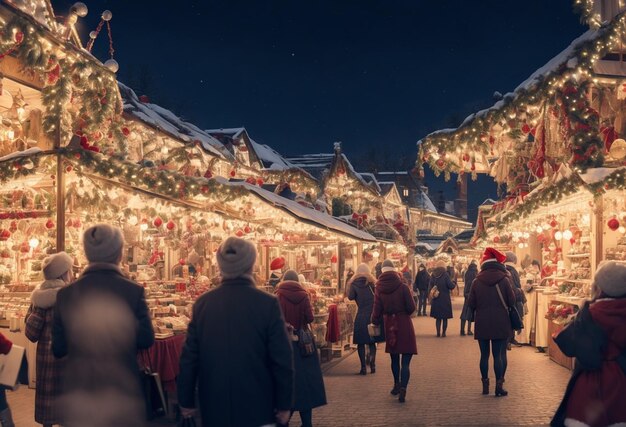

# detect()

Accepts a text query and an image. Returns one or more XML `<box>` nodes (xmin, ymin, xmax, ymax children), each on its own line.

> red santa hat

<box><xmin>480</xmin><ymin>247</ymin><xmax>506</xmax><ymax>266</ymax></box>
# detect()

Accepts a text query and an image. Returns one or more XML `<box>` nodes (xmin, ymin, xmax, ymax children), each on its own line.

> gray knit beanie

<box><xmin>282</xmin><ymin>270</ymin><xmax>299</xmax><ymax>282</ymax></box>
<box><xmin>42</xmin><ymin>251</ymin><xmax>73</xmax><ymax>279</ymax></box>
<box><xmin>381</xmin><ymin>259</ymin><xmax>395</xmax><ymax>273</ymax></box>
<box><xmin>83</xmin><ymin>224</ymin><xmax>124</xmax><ymax>264</ymax></box>
<box><xmin>505</xmin><ymin>251</ymin><xmax>518</xmax><ymax>264</ymax></box>
<box><xmin>216</xmin><ymin>237</ymin><xmax>257</xmax><ymax>279</ymax></box>
<box><xmin>593</xmin><ymin>261</ymin><xmax>626</xmax><ymax>297</ymax></box>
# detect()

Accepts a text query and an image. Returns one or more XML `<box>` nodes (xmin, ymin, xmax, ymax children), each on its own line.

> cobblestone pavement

<box><xmin>10</xmin><ymin>297</ymin><xmax>571</xmax><ymax>427</ymax></box>
<box><xmin>293</xmin><ymin>297</ymin><xmax>571</xmax><ymax>427</ymax></box>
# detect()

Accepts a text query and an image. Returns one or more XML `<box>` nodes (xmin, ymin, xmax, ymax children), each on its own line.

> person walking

<box><xmin>468</xmin><ymin>247</ymin><xmax>516</xmax><ymax>397</ymax></box>
<box><xmin>413</xmin><ymin>264</ymin><xmax>430</xmax><ymax>316</ymax></box>
<box><xmin>0</xmin><ymin>332</ymin><xmax>14</xmax><ymax>427</ymax></box>
<box><xmin>371</xmin><ymin>259</ymin><xmax>417</xmax><ymax>403</ymax></box>
<box><xmin>505</xmin><ymin>252</ymin><xmax>526</xmax><ymax>349</ymax></box>
<box><xmin>276</xmin><ymin>270</ymin><xmax>326</xmax><ymax>427</ymax></box>
<box><xmin>551</xmin><ymin>261</ymin><xmax>626</xmax><ymax>427</ymax></box>
<box><xmin>348</xmin><ymin>263</ymin><xmax>383</xmax><ymax>374</ymax></box>
<box><xmin>177</xmin><ymin>237</ymin><xmax>294</xmax><ymax>427</ymax></box>
<box><xmin>52</xmin><ymin>224</ymin><xmax>155</xmax><ymax>426</ymax></box>
<box><xmin>460</xmin><ymin>260</ymin><xmax>478</xmax><ymax>336</ymax></box>
<box><xmin>429</xmin><ymin>260</ymin><xmax>456</xmax><ymax>337</ymax></box>
<box><xmin>25</xmin><ymin>252</ymin><xmax>73</xmax><ymax>427</ymax></box>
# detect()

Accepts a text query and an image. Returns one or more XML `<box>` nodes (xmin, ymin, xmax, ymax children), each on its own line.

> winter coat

<box><xmin>178</xmin><ymin>276</ymin><xmax>294</xmax><ymax>427</ymax></box>
<box><xmin>505</xmin><ymin>263</ymin><xmax>526</xmax><ymax>317</ymax></box>
<box><xmin>348</xmin><ymin>274</ymin><xmax>384</xmax><ymax>344</ymax></box>
<box><xmin>372</xmin><ymin>271</ymin><xmax>417</xmax><ymax>354</ymax></box>
<box><xmin>461</xmin><ymin>264</ymin><xmax>478</xmax><ymax>321</ymax></box>
<box><xmin>413</xmin><ymin>267</ymin><xmax>430</xmax><ymax>293</ymax></box>
<box><xmin>551</xmin><ymin>299</ymin><xmax>626</xmax><ymax>427</ymax></box>
<box><xmin>429</xmin><ymin>267</ymin><xmax>455</xmax><ymax>319</ymax></box>
<box><xmin>275</xmin><ymin>280</ymin><xmax>327</xmax><ymax>412</ymax></box>
<box><xmin>25</xmin><ymin>279</ymin><xmax>67</xmax><ymax>425</ymax></box>
<box><xmin>52</xmin><ymin>263</ymin><xmax>155</xmax><ymax>426</ymax></box>
<box><xmin>447</xmin><ymin>266</ymin><xmax>457</xmax><ymax>284</ymax></box>
<box><xmin>468</xmin><ymin>262</ymin><xmax>516</xmax><ymax>341</ymax></box>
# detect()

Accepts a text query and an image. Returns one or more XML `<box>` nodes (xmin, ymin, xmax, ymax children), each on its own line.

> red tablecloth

<box><xmin>139</xmin><ymin>334</ymin><xmax>186</xmax><ymax>392</ymax></box>
<box><xmin>325</xmin><ymin>304</ymin><xmax>340</xmax><ymax>343</ymax></box>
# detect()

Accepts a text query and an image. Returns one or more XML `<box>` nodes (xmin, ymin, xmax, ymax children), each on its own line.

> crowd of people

<box><xmin>0</xmin><ymin>225</ymin><xmax>624</xmax><ymax>426</ymax></box>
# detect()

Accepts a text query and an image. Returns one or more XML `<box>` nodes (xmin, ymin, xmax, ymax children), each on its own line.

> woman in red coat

<box><xmin>275</xmin><ymin>270</ymin><xmax>326</xmax><ymax>427</ymax></box>
<box><xmin>371</xmin><ymin>260</ymin><xmax>417</xmax><ymax>403</ymax></box>
<box><xmin>0</xmin><ymin>332</ymin><xmax>15</xmax><ymax>426</ymax></box>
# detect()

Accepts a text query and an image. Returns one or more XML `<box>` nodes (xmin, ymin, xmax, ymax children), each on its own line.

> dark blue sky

<box><xmin>56</xmin><ymin>0</ymin><xmax>586</xmax><ymax>221</ymax></box>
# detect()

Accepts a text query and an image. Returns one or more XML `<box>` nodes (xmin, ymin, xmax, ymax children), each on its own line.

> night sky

<box><xmin>55</xmin><ymin>0</ymin><xmax>586</xmax><ymax>222</ymax></box>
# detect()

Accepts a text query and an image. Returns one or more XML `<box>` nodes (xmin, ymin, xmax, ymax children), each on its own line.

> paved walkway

<box><xmin>9</xmin><ymin>297</ymin><xmax>571</xmax><ymax>426</ymax></box>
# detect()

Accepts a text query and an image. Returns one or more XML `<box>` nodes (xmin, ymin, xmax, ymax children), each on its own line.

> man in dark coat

<box><xmin>505</xmin><ymin>252</ymin><xmax>526</xmax><ymax>348</ymax></box>
<box><xmin>460</xmin><ymin>261</ymin><xmax>478</xmax><ymax>336</ymax></box>
<box><xmin>52</xmin><ymin>224</ymin><xmax>155</xmax><ymax>426</ymax></box>
<box><xmin>413</xmin><ymin>264</ymin><xmax>430</xmax><ymax>316</ymax></box>
<box><xmin>178</xmin><ymin>237</ymin><xmax>294</xmax><ymax>427</ymax></box>
<box><xmin>429</xmin><ymin>260</ymin><xmax>456</xmax><ymax>337</ymax></box>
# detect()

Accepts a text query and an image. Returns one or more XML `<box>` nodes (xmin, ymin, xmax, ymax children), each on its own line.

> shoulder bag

<box><xmin>297</xmin><ymin>310</ymin><xmax>315</xmax><ymax>357</ymax></box>
<box><xmin>495</xmin><ymin>283</ymin><xmax>524</xmax><ymax>331</ymax></box>
<box><xmin>429</xmin><ymin>277</ymin><xmax>440</xmax><ymax>299</ymax></box>
<box><xmin>367</xmin><ymin>284</ymin><xmax>384</xmax><ymax>339</ymax></box>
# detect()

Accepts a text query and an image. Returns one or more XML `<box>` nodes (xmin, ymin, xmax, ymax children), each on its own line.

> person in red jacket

<box><xmin>0</xmin><ymin>332</ymin><xmax>15</xmax><ymax>427</ymax></box>
<box><xmin>275</xmin><ymin>270</ymin><xmax>326</xmax><ymax>427</ymax></box>
<box><xmin>552</xmin><ymin>261</ymin><xmax>626</xmax><ymax>427</ymax></box>
<box><xmin>371</xmin><ymin>259</ymin><xmax>417</xmax><ymax>403</ymax></box>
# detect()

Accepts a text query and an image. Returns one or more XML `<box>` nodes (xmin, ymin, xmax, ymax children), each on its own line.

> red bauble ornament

<box><xmin>435</xmin><ymin>159</ymin><xmax>446</xmax><ymax>169</ymax></box>
<box><xmin>550</xmin><ymin>219</ymin><xmax>558</xmax><ymax>228</ymax></box>
<box><xmin>153</xmin><ymin>217</ymin><xmax>163</xmax><ymax>228</ymax></box>
<box><xmin>608</xmin><ymin>217</ymin><xmax>620</xmax><ymax>231</ymax></box>
<box><xmin>235</xmin><ymin>229</ymin><xmax>244</xmax><ymax>237</ymax></box>
<box><xmin>569</xmin><ymin>238</ymin><xmax>576</xmax><ymax>245</ymax></box>
<box><xmin>256</xmin><ymin>178</ymin><xmax>264</xmax><ymax>186</ymax></box>
<box><xmin>122</xmin><ymin>127</ymin><xmax>131</xmax><ymax>136</ymax></box>
<box><xmin>14</xmin><ymin>31</ymin><xmax>24</xmax><ymax>44</ymax></box>
<box><xmin>179</xmin><ymin>259</ymin><xmax>186</xmax><ymax>266</ymax></box>
<box><xmin>74</xmin><ymin>152</ymin><xmax>81</xmax><ymax>159</ymax></box>
<box><xmin>330</xmin><ymin>254</ymin><xmax>338</xmax><ymax>263</ymax></box>
<box><xmin>0</xmin><ymin>229</ymin><xmax>10</xmax><ymax>241</ymax></box>
<box><xmin>65</xmin><ymin>165</ymin><xmax>72</xmax><ymax>173</ymax></box>
<box><xmin>521</xmin><ymin>123</ymin><xmax>531</xmax><ymax>134</ymax></box>
<box><xmin>166</xmin><ymin>220</ymin><xmax>176</xmax><ymax>230</ymax></box>
<box><xmin>45</xmin><ymin>219</ymin><xmax>55</xmax><ymax>229</ymax></box>
<box><xmin>204</xmin><ymin>169</ymin><xmax>213</xmax><ymax>179</ymax></box>
<box><xmin>244</xmin><ymin>225</ymin><xmax>252</xmax><ymax>234</ymax></box>
<box><xmin>9</xmin><ymin>221</ymin><xmax>17</xmax><ymax>233</ymax></box>
<box><xmin>462</xmin><ymin>153</ymin><xmax>470</xmax><ymax>162</ymax></box>
<box><xmin>229</xmin><ymin>170</ymin><xmax>236</xmax><ymax>177</ymax></box>
<box><xmin>493</xmin><ymin>236</ymin><xmax>500</xmax><ymax>243</ymax></box>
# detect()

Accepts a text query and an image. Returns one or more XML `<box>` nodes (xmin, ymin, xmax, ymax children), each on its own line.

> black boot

<box><xmin>369</xmin><ymin>355</ymin><xmax>376</xmax><ymax>374</ymax></box>
<box><xmin>390</xmin><ymin>383</ymin><xmax>400</xmax><ymax>395</ymax></box>
<box><xmin>359</xmin><ymin>365</ymin><xmax>366</xmax><ymax>375</ymax></box>
<box><xmin>495</xmin><ymin>379</ymin><xmax>508</xmax><ymax>397</ymax></box>
<box><xmin>481</xmin><ymin>378</ymin><xmax>489</xmax><ymax>395</ymax></box>
<box><xmin>398</xmin><ymin>387</ymin><xmax>406</xmax><ymax>403</ymax></box>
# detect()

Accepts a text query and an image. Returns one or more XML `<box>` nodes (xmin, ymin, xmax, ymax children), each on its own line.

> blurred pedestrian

<box><xmin>460</xmin><ymin>260</ymin><xmax>477</xmax><ymax>336</ymax></box>
<box><xmin>178</xmin><ymin>237</ymin><xmax>293</xmax><ymax>427</ymax></box>
<box><xmin>26</xmin><ymin>251</ymin><xmax>73</xmax><ymax>427</ymax></box>
<box><xmin>372</xmin><ymin>260</ymin><xmax>417</xmax><ymax>403</ymax></box>
<box><xmin>429</xmin><ymin>260</ymin><xmax>456</xmax><ymax>337</ymax></box>
<box><xmin>551</xmin><ymin>261</ymin><xmax>626</xmax><ymax>427</ymax></box>
<box><xmin>348</xmin><ymin>263</ymin><xmax>383</xmax><ymax>375</ymax></box>
<box><xmin>401</xmin><ymin>265</ymin><xmax>412</xmax><ymax>286</ymax></box>
<box><xmin>276</xmin><ymin>270</ymin><xmax>326</xmax><ymax>427</ymax></box>
<box><xmin>0</xmin><ymin>332</ymin><xmax>14</xmax><ymax>427</ymax></box>
<box><xmin>52</xmin><ymin>224</ymin><xmax>155</xmax><ymax>426</ymax></box>
<box><xmin>468</xmin><ymin>247</ymin><xmax>515</xmax><ymax>397</ymax></box>
<box><xmin>413</xmin><ymin>263</ymin><xmax>430</xmax><ymax>316</ymax></box>
<box><xmin>505</xmin><ymin>252</ymin><xmax>526</xmax><ymax>349</ymax></box>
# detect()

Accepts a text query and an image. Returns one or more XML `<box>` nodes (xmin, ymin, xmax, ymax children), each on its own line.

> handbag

<box><xmin>297</xmin><ymin>308</ymin><xmax>315</xmax><ymax>357</ymax></box>
<box><xmin>367</xmin><ymin>323</ymin><xmax>381</xmax><ymax>338</ymax></box>
<box><xmin>141</xmin><ymin>351</ymin><xmax>167</xmax><ymax>420</ymax></box>
<box><xmin>495</xmin><ymin>283</ymin><xmax>524</xmax><ymax>331</ymax></box>
<box><xmin>429</xmin><ymin>285</ymin><xmax>440</xmax><ymax>299</ymax></box>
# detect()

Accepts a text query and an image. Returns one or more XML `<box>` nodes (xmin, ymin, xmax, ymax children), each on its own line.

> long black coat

<box><xmin>461</xmin><ymin>263</ymin><xmax>478</xmax><ymax>321</ymax></box>
<box><xmin>348</xmin><ymin>274</ymin><xmax>384</xmax><ymax>344</ymax></box>
<box><xmin>52</xmin><ymin>263</ymin><xmax>155</xmax><ymax>426</ymax></box>
<box><xmin>177</xmin><ymin>277</ymin><xmax>294</xmax><ymax>427</ymax></box>
<box><xmin>413</xmin><ymin>268</ymin><xmax>430</xmax><ymax>293</ymax></box>
<box><xmin>429</xmin><ymin>267</ymin><xmax>455</xmax><ymax>319</ymax></box>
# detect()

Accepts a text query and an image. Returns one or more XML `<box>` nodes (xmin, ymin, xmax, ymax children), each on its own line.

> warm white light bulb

<box><xmin>518</xmin><ymin>243</ymin><xmax>524</xmax><ymax>249</ymax></box>
<box><xmin>29</xmin><ymin>238</ymin><xmax>39</xmax><ymax>248</ymax></box>
<box><xmin>620</xmin><ymin>226</ymin><xmax>626</xmax><ymax>234</ymax></box>
<box><xmin>372</xmin><ymin>251</ymin><xmax>380</xmax><ymax>259</ymax></box>
<box><xmin>563</xmin><ymin>230</ymin><xmax>573</xmax><ymax>240</ymax></box>
<box><xmin>536</xmin><ymin>226</ymin><xmax>543</xmax><ymax>234</ymax></box>
<box><xmin>555</xmin><ymin>231</ymin><xmax>563</xmax><ymax>241</ymax></box>
<box><xmin>140</xmin><ymin>223</ymin><xmax>148</xmax><ymax>231</ymax></box>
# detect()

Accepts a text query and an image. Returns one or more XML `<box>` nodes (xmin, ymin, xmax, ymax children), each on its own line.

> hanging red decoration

<box><xmin>235</xmin><ymin>229</ymin><xmax>244</xmax><ymax>237</ymax></box>
<box><xmin>46</xmin><ymin>63</ymin><xmax>61</xmax><ymax>86</ymax></box>
<box><xmin>204</xmin><ymin>169</ymin><xmax>213</xmax><ymax>179</ymax></box>
<box><xmin>256</xmin><ymin>178</ymin><xmax>264</xmax><ymax>186</ymax></box>
<box><xmin>569</xmin><ymin>238</ymin><xmax>576</xmax><ymax>245</ymax></box>
<box><xmin>330</xmin><ymin>254</ymin><xmax>338</xmax><ymax>263</ymax></box>
<box><xmin>122</xmin><ymin>127</ymin><xmax>131</xmax><ymax>137</ymax></box>
<box><xmin>244</xmin><ymin>225</ymin><xmax>252</xmax><ymax>234</ymax></box>
<box><xmin>493</xmin><ymin>236</ymin><xmax>500</xmax><ymax>243</ymax></box>
<box><xmin>229</xmin><ymin>170</ymin><xmax>236</xmax><ymax>177</ymax></box>
<box><xmin>608</xmin><ymin>218</ymin><xmax>620</xmax><ymax>231</ymax></box>
<box><xmin>435</xmin><ymin>159</ymin><xmax>446</xmax><ymax>169</ymax></box>
<box><xmin>9</xmin><ymin>221</ymin><xmax>17</xmax><ymax>233</ymax></box>
<box><xmin>0</xmin><ymin>31</ymin><xmax>23</xmax><ymax>60</ymax></box>
<box><xmin>179</xmin><ymin>259</ymin><xmax>186</xmax><ymax>266</ymax></box>
<box><xmin>0</xmin><ymin>230</ymin><xmax>10</xmax><ymax>241</ymax></box>
<box><xmin>521</xmin><ymin>123</ymin><xmax>531</xmax><ymax>134</ymax></box>
<box><xmin>20</xmin><ymin>242</ymin><xmax>30</xmax><ymax>253</ymax></box>
<box><xmin>45</xmin><ymin>219</ymin><xmax>55</xmax><ymax>229</ymax></box>
<box><xmin>270</xmin><ymin>257</ymin><xmax>285</xmax><ymax>270</ymax></box>
<box><xmin>166</xmin><ymin>220</ymin><xmax>176</xmax><ymax>230</ymax></box>
<box><xmin>153</xmin><ymin>217</ymin><xmax>163</xmax><ymax>228</ymax></box>
<box><xmin>550</xmin><ymin>219</ymin><xmax>558</xmax><ymax>228</ymax></box>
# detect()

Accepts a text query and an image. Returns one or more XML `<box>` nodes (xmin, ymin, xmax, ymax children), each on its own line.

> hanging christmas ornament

<box><xmin>229</xmin><ymin>170</ymin><xmax>236</xmax><ymax>178</ymax></box>
<box><xmin>153</xmin><ymin>216</ymin><xmax>163</xmax><ymax>228</ymax></box>
<box><xmin>244</xmin><ymin>225</ymin><xmax>252</xmax><ymax>234</ymax></box>
<box><xmin>166</xmin><ymin>220</ymin><xmax>176</xmax><ymax>230</ymax></box>
<box><xmin>493</xmin><ymin>235</ymin><xmax>500</xmax><ymax>243</ymax></box>
<box><xmin>569</xmin><ymin>238</ymin><xmax>576</xmax><ymax>245</ymax></box>
<box><xmin>179</xmin><ymin>259</ymin><xmax>186</xmax><ymax>266</ymax></box>
<box><xmin>104</xmin><ymin>59</ymin><xmax>119</xmax><ymax>73</ymax></box>
<box><xmin>330</xmin><ymin>254</ymin><xmax>338</xmax><ymax>263</ymax></box>
<box><xmin>256</xmin><ymin>178</ymin><xmax>264</xmax><ymax>186</ymax></box>
<box><xmin>435</xmin><ymin>158</ymin><xmax>446</xmax><ymax>169</ymax></box>
<box><xmin>204</xmin><ymin>169</ymin><xmax>213</xmax><ymax>179</ymax></box>
<box><xmin>235</xmin><ymin>229</ymin><xmax>244</xmax><ymax>237</ymax></box>
<box><xmin>9</xmin><ymin>221</ymin><xmax>17</xmax><ymax>233</ymax></box>
<box><xmin>550</xmin><ymin>219</ymin><xmax>558</xmax><ymax>228</ymax></box>
<box><xmin>0</xmin><ymin>229</ymin><xmax>10</xmax><ymax>241</ymax></box>
<box><xmin>45</xmin><ymin>219</ymin><xmax>55</xmax><ymax>229</ymax></box>
<box><xmin>608</xmin><ymin>217</ymin><xmax>620</xmax><ymax>231</ymax></box>
<box><xmin>609</xmin><ymin>138</ymin><xmax>626</xmax><ymax>160</ymax></box>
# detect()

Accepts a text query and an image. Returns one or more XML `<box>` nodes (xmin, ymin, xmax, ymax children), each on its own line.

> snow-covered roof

<box><xmin>415</xmin><ymin>190</ymin><xmax>438</xmax><ymax>213</ymax></box>
<box><xmin>205</xmin><ymin>127</ymin><xmax>246</xmax><ymax>139</ymax></box>
<box><xmin>285</xmin><ymin>153</ymin><xmax>335</xmax><ymax>180</ymax></box>
<box><xmin>358</xmin><ymin>172</ymin><xmax>381</xmax><ymax>192</ymax></box>
<box><xmin>118</xmin><ymin>83</ymin><xmax>231</xmax><ymax>160</ymax></box>
<box><xmin>421</xmin><ymin>29</ymin><xmax>602</xmax><ymax>142</ymax></box>
<box><xmin>226</xmin><ymin>181</ymin><xmax>377</xmax><ymax>242</ymax></box>
<box><xmin>250</xmin><ymin>140</ymin><xmax>296</xmax><ymax>171</ymax></box>
<box><xmin>378</xmin><ymin>182</ymin><xmax>395</xmax><ymax>196</ymax></box>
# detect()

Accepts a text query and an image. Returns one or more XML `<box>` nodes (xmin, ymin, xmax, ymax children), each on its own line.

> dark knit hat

<box><xmin>593</xmin><ymin>261</ymin><xmax>626</xmax><ymax>297</ymax></box>
<box><xmin>42</xmin><ymin>251</ymin><xmax>73</xmax><ymax>279</ymax></box>
<box><xmin>381</xmin><ymin>259</ymin><xmax>395</xmax><ymax>273</ymax></box>
<box><xmin>216</xmin><ymin>237</ymin><xmax>257</xmax><ymax>279</ymax></box>
<box><xmin>83</xmin><ymin>224</ymin><xmax>124</xmax><ymax>264</ymax></box>
<box><xmin>282</xmin><ymin>270</ymin><xmax>299</xmax><ymax>282</ymax></box>
<box><xmin>505</xmin><ymin>251</ymin><xmax>517</xmax><ymax>264</ymax></box>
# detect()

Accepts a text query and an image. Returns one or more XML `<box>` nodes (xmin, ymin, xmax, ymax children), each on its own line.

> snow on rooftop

<box><xmin>205</xmin><ymin>127</ymin><xmax>246</xmax><ymax>138</ymax></box>
<box><xmin>118</xmin><ymin>83</ymin><xmax>231</xmax><ymax>160</ymax></box>
<box><xmin>581</xmin><ymin>166</ymin><xmax>626</xmax><ymax>184</ymax></box>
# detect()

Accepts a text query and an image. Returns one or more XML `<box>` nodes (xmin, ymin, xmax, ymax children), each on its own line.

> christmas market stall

<box><xmin>417</xmin><ymin>0</ymin><xmax>626</xmax><ymax>367</ymax></box>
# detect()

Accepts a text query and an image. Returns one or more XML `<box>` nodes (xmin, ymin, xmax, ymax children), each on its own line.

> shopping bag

<box><xmin>0</xmin><ymin>344</ymin><xmax>25</xmax><ymax>390</ymax></box>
